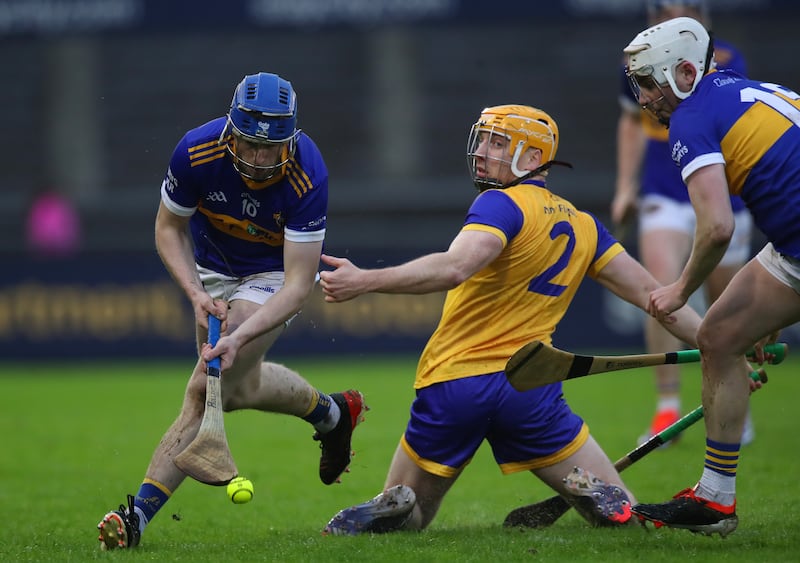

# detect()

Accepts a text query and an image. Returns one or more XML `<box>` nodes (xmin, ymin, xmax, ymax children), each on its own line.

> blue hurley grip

<box><xmin>207</xmin><ymin>315</ymin><xmax>222</xmax><ymax>372</ymax></box>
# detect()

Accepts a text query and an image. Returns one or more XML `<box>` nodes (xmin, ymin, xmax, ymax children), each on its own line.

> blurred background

<box><xmin>3</xmin><ymin>0</ymin><xmax>799</xmax><ymax>359</ymax></box>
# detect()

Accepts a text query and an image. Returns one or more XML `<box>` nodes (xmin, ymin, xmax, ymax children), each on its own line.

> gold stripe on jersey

<box><xmin>588</xmin><ymin>242</ymin><xmax>622</xmax><ymax>277</ymax></box>
<box><xmin>190</xmin><ymin>150</ymin><xmax>227</xmax><ymax>167</ymax></box>
<box><xmin>286</xmin><ymin>160</ymin><xmax>313</xmax><ymax>198</ymax></box>
<box><xmin>197</xmin><ymin>208</ymin><xmax>284</xmax><ymax>246</ymax></box>
<box><xmin>463</xmin><ymin>223</ymin><xmax>508</xmax><ymax>246</ymax></box>
<box><xmin>188</xmin><ymin>139</ymin><xmax>221</xmax><ymax>154</ymax></box>
<box><xmin>188</xmin><ymin>140</ymin><xmax>228</xmax><ymax>167</ymax></box>
<box><xmin>721</xmin><ymin>102</ymin><xmax>792</xmax><ymax>195</ymax></box>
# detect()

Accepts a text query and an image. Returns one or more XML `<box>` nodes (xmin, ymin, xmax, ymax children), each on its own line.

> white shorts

<box><xmin>639</xmin><ymin>195</ymin><xmax>753</xmax><ymax>266</ymax></box>
<box><xmin>197</xmin><ymin>266</ymin><xmax>287</xmax><ymax>305</ymax></box>
<box><xmin>756</xmin><ymin>243</ymin><xmax>800</xmax><ymax>293</ymax></box>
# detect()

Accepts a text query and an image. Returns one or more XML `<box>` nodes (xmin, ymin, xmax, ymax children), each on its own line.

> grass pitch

<box><xmin>1</xmin><ymin>354</ymin><xmax>798</xmax><ymax>562</ymax></box>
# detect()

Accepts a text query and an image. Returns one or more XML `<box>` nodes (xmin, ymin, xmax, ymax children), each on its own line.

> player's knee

<box><xmin>697</xmin><ymin>319</ymin><xmax>727</xmax><ymax>352</ymax></box>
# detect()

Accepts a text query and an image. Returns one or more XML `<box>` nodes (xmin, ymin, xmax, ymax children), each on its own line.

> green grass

<box><xmin>1</xmin><ymin>355</ymin><xmax>798</xmax><ymax>562</ymax></box>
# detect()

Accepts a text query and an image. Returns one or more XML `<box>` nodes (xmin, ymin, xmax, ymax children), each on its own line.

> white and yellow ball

<box><xmin>226</xmin><ymin>476</ymin><xmax>254</xmax><ymax>504</ymax></box>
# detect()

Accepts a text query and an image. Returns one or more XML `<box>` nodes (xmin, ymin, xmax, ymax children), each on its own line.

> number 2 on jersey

<box><xmin>527</xmin><ymin>221</ymin><xmax>575</xmax><ymax>297</ymax></box>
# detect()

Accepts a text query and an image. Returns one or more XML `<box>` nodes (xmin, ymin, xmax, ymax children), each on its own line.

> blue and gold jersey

<box><xmin>414</xmin><ymin>180</ymin><xmax>623</xmax><ymax>389</ymax></box>
<box><xmin>669</xmin><ymin>71</ymin><xmax>800</xmax><ymax>258</ymax></box>
<box><xmin>619</xmin><ymin>37</ymin><xmax>747</xmax><ymax>210</ymax></box>
<box><xmin>160</xmin><ymin>117</ymin><xmax>328</xmax><ymax>276</ymax></box>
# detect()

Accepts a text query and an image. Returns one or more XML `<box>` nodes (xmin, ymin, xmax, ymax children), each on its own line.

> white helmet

<box><xmin>624</xmin><ymin>16</ymin><xmax>714</xmax><ymax>100</ymax></box>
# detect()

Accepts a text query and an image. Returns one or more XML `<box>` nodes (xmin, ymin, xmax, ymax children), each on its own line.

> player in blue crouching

<box><xmin>623</xmin><ymin>16</ymin><xmax>800</xmax><ymax>537</ymax></box>
<box><xmin>318</xmin><ymin>104</ymin><xmax>703</xmax><ymax>535</ymax></box>
<box><xmin>96</xmin><ymin>72</ymin><xmax>366</xmax><ymax>550</ymax></box>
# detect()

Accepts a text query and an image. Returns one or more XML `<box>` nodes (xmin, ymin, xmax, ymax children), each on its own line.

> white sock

<box><xmin>695</xmin><ymin>469</ymin><xmax>736</xmax><ymax>506</ymax></box>
<box><xmin>657</xmin><ymin>397</ymin><xmax>680</xmax><ymax>412</ymax></box>
<box><xmin>314</xmin><ymin>401</ymin><xmax>341</xmax><ymax>434</ymax></box>
<box><xmin>134</xmin><ymin>506</ymin><xmax>148</xmax><ymax>535</ymax></box>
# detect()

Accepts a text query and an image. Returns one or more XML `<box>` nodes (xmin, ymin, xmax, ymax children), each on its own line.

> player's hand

<box><xmin>194</xmin><ymin>297</ymin><xmax>228</xmax><ymax>332</ymax></box>
<box><xmin>744</xmin><ymin>363</ymin><xmax>765</xmax><ymax>393</ymax></box>
<box><xmin>749</xmin><ymin>331</ymin><xmax>780</xmax><ymax>365</ymax></box>
<box><xmin>647</xmin><ymin>283</ymin><xmax>688</xmax><ymax>323</ymax></box>
<box><xmin>319</xmin><ymin>254</ymin><xmax>366</xmax><ymax>303</ymax></box>
<box><xmin>610</xmin><ymin>188</ymin><xmax>638</xmax><ymax>228</ymax></box>
<box><xmin>201</xmin><ymin>335</ymin><xmax>237</xmax><ymax>372</ymax></box>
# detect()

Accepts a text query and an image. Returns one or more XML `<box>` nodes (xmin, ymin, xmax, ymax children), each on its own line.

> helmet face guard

<box><xmin>221</xmin><ymin>72</ymin><xmax>300</xmax><ymax>181</ymax></box>
<box><xmin>467</xmin><ymin>105</ymin><xmax>559</xmax><ymax>191</ymax></box>
<box><xmin>626</xmin><ymin>66</ymin><xmax>672</xmax><ymax>125</ymax></box>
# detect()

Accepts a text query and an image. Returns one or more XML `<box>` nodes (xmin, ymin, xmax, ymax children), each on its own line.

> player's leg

<box><xmin>216</xmin><ymin>295</ymin><xmax>366</xmax><ymax>485</ymax></box>
<box><xmin>633</xmin><ymin>247</ymin><xmax>800</xmax><ymax>536</ymax></box>
<box><xmin>534</xmin><ymin>435</ymin><xmax>636</xmax><ymax>526</ymax></box>
<box><xmin>98</xmin><ymin>322</ymin><xmax>213</xmax><ymax>550</ymax></box>
<box><xmin>698</xmin><ymin>255</ymin><xmax>799</xmax><ymax>485</ymax></box>
<box><xmin>489</xmin><ymin>372</ymin><xmax>634</xmax><ymax>527</ymax></box>
<box><xmin>705</xmin><ymin>209</ymin><xmax>755</xmax><ymax>444</ymax></box>
<box><xmin>323</xmin><ymin>378</ymin><xmax>488</xmax><ymax>535</ymax></box>
<box><xmin>638</xmin><ymin>196</ymin><xmax>694</xmax><ymax>441</ymax></box>
<box><xmin>322</xmin><ymin>442</ymin><xmax>450</xmax><ymax>535</ymax></box>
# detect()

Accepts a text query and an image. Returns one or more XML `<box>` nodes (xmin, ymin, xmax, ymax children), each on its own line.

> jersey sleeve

<box><xmin>284</xmin><ymin>176</ymin><xmax>328</xmax><ymax>243</ymax></box>
<box><xmin>160</xmin><ymin>135</ymin><xmax>201</xmax><ymax>217</ymax></box>
<box><xmin>586</xmin><ymin>213</ymin><xmax>624</xmax><ymax>277</ymax></box>
<box><xmin>670</xmin><ymin>103</ymin><xmax>726</xmax><ymax>182</ymax></box>
<box><xmin>461</xmin><ymin>189</ymin><xmax>524</xmax><ymax>246</ymax></box>
<box><xmin>284</xmin><ymin>135</ymin><xmax>329</xmax><ymax>243</ymax></box>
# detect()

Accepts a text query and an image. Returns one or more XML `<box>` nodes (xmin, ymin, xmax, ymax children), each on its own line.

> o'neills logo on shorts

<box><xmin>247</xmin><ymin>284</ymin><xmax>276</xmax><ymax>294</ymax></box>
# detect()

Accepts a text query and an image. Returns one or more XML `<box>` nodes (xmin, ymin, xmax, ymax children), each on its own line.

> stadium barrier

<box><xmin>7</xmin><ymin>251</ymin><xmax>797</xmax><ymax>360</ymax></box>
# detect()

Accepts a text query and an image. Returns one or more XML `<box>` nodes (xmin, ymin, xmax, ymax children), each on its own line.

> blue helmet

<box><xmin>223</xmin><ymin>72</ymin><xmax>300</xmax><ymax>180</ymax></box>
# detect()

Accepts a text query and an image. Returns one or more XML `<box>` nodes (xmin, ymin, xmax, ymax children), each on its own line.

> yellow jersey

<box><xmin>415</xmin><ymin>179</ymin><xmax>623</xmax><ymax>389</ymax></box>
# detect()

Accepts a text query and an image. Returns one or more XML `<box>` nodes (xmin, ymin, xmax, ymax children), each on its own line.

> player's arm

<box><xmin>595</xmin><ymin>251</ymin><xmax>701</xmax><ymax>348</ymax></box>
<box><xmin>319</xmin><ymin>229</ymin><xmax>503</xmax><ymax>302</ymax></box>
<box><xmin>611</xmin><ymin>104</ymin><xmax>645</xmax><ymax>228</ymax></box>
<box><xmin>228</xmin><ymin>238</ymin><xmax>323</xmax><ymax>347</ymax></box>
<box><xmin>155</xmin><ymin>201</ymin><xmax>222</xmax><ymax>325</ymax></box>
<box><xmin>676</xmin><ymin>163</ymin><xmax>735</xmax><ymax>299</ymax></box>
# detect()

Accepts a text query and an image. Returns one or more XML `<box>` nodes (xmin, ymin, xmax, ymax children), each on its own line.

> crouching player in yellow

<box><xmin>317</xmin><ymin>104</ymin><xmax>703</xmax><ymax>534</ymax></box>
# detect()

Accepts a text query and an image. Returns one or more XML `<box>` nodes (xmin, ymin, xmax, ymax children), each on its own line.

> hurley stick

<box><xmin>503</xmin><ymin>369</ymin><xmax>769</xmax><ymax>528</ymax></box>
<box><xmin>174</xmin><ymin>315</ymin><xmax>238</xmax><ymax>485</ymax></box>
<box><xmin>506</xmin><ymin>341</ymin><xmax>786</xmax><ymax>392</ymax></box>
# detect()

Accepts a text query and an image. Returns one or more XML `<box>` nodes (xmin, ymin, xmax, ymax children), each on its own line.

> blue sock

<box><xmin>302</xmin><ymin>389</ymin><xmax>332</xmax><ymax>425</ymax></box>
<box><xmin>696</xmin><ymin>438</ymin><xmax>738</xmax><ymax>505</ymax></box>
<box><xmin>302</xmin><ymin>390</ymin><xmax>339</xmax><ymax>432</ymax></box>
<box><xmin>703</xmin><ymin>438</ymin><xmax>739</xmax><ymax>477</ymax></box>
<box><xmin>134</xmin><ymin>480</ymin><xmax>171</xmax><ymax>532</ymax></box>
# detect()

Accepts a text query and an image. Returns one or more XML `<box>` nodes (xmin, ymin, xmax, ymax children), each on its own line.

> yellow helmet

<box><xmin>467</xmin><ymin>105</ymin><xmax>559</xmax><ymax>190</ymax></box>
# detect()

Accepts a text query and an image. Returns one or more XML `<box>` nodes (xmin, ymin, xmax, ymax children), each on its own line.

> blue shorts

<box><xmin>402</xmin><ymin>372</ymin><xmax>588</xmax><ymax>477</ymax></box>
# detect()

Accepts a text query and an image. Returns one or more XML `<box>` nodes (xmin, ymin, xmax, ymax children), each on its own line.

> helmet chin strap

<box><xmin>510</xmin><ymin>141</ymin><xmax>528</xmax><ymax>178</ymax></box>
<box><xmin>501</xmin><ymin>160</ymin><xmax>573</xmax><ymax>189</ymax></box>
<box><xmin>669</xmin><ymin>31</ymin><xmax>716</xmax><ymax>101</ymax></box>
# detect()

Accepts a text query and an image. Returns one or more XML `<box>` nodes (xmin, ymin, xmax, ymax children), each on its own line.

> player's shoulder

<box><xmin>679</xmin><ymin>71</ymin><xmax>745</xmax><ymax>115</ymax></box>
<box><xmin>183</xmin><ymin>117</ymin><xmax>227</xmax><ymax>148</ymax></box>
<box><xmin>507</xmin><ymin>183</ymin><xmax>590</xmax><ymax>217</ymax></box>
<box><xmin>171</xmin><ymin>117</ymin><xmax>227</xmax><ymax>161</ymax></box>
<box><xmin>292</xmin><ymin>131</ymin><xmax>329</xmax><ymax>179</ymax></box>
<box><xmin>167</xmin><ymin>117</ymin><xmax>227</xmax><ymax>175</ymax></box>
